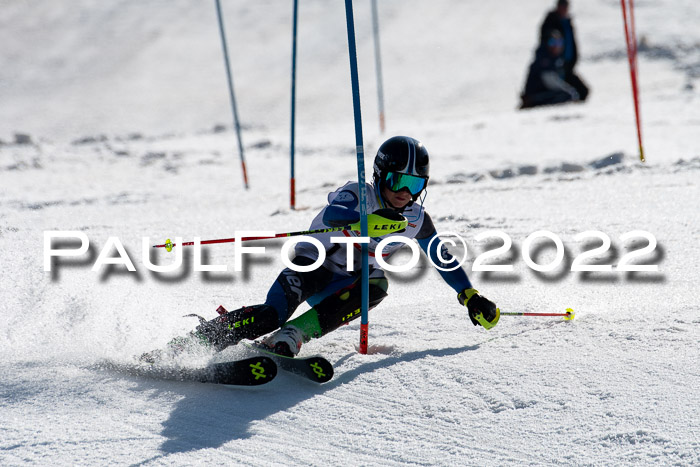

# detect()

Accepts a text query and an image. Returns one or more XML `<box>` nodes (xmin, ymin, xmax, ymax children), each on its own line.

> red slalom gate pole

<box><xmin>621</xmin><ymin>0</ymin><xmax>645</xmax><ymax>162</ymax></box>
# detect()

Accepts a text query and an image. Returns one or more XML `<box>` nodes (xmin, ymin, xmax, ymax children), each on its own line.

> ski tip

<box><xmin>564</xmin><ymin>308</ymin><xmax>575</xmax><ymax>321</ymax></box>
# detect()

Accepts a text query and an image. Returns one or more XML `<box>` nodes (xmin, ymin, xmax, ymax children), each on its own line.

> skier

<box><xmin>537</xmin><ymin>0</ymin><xmax>589</xmax><ymax>102</ymax></box>
<box><xmin>520</xmin><ymin>31</ymin><xmax>581</xmax><ymax>109</ymax></box>
<box><xmin>148</xmin><ymin>136</ymin><xmax>499</xmax><ymax>361</ymax></box>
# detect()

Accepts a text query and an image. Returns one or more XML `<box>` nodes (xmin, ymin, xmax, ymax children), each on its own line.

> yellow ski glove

<box><xmin>458</xmin><ymin>288</ymin><xmax>500</xmax><ymax>330</ymax></box>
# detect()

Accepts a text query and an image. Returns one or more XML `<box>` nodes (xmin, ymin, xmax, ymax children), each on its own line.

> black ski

<box><xmin>99</xmin><ymin>356</ymin><xmax>277</xmax><ymax>386</ymax></box>
<box><xmin>243</xmin><ymin>342</ymin><xmax>334</xmax><ymax>384</ymax></box>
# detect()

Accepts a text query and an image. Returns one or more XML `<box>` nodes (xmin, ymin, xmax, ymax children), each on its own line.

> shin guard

<box><xmin>286</xmin><ymin>278</ymin><xmax>388</xmax><ymax>340</ymax></box>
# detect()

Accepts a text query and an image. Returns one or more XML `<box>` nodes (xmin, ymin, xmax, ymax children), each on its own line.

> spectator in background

<box><xmin>520</xmin><ymin>31</ymin><xmax>581</xmax><ymax>109</ymax></box>
<box><xmin>537</xmin><ymin>0</ymin><xmax>589</xmax><ymax>102</ymax></box>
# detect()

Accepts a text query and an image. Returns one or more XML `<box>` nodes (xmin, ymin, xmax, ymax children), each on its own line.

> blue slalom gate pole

<box><xmin>370</xmin><ymin>0</ymin><xmax>386</xmax><ymax>133</ymax></box>
<box><xmin>215</xmin><ymin>0</ymin><xmax>249</xmax><ymax>189</ymax></box>
<box><xmin>344</xmin><ymin>0</ymin><xmax>370</xmax><ymax>354</ymax></box>
<box><xmin>290</xmin><ymin>0</ymin><xmax>299</xmax><ymax>209</ymax></box>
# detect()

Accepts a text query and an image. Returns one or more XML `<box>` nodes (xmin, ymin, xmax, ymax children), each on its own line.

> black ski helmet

<box><xmin>373</xmin><ymin>136</ymin><xmax>430</xmax><ymax>200</ymax></box>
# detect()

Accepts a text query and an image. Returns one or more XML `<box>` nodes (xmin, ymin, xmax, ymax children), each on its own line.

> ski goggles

<box><xmin>384</xmin><ymin>172</ymin><xmax>428</xmax><ymax>195</ymax></box>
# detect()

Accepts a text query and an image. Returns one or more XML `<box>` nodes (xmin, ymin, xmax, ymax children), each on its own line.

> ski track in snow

<box><xmin>2</xmin><ymin>0</ymin><xmax>700</xmax><ymax>465</ymax></box>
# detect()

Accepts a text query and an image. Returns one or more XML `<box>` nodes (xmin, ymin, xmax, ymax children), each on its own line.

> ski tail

<box><xmin>206</xmin><ymin>356</ymin><xmax>277</xmax><ymax>385</ymax></box>
<box><xmin>99</xmin><ymin>356</ymin><xmax>277</xmax><ymax>386</ymax></box>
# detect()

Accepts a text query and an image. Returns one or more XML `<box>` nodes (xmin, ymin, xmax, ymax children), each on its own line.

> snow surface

<box><xmin>1</xmin><ymin>0</ymin><xmax>699</xmax><ymax>465</ymax></box>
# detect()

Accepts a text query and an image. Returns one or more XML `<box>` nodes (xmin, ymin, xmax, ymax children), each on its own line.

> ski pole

<box><xmin>153</xmin><ymin>212</ymin><xmax>408</xmax><ymax>251</ymax></box>
<box><xmin>500</xmin><ymin>308</ymin><xmax>575</xmax><ymax>320</ymax></box>
<box><xmin>155</xmin><ymin>225</ymin><xmax>352</xmax><ymax>251</ymax></box>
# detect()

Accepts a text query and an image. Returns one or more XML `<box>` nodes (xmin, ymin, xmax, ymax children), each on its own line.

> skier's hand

<box><xmin>458</xmin><ymin>288</ymin><xmax>500</xmax><ymax>330</ymax></box>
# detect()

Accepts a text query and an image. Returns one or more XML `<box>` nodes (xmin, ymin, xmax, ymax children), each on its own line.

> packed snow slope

<box><xmin>1</xmin><ymin>0</ymin><xmax>699</xmax><ymax>465</ymax></box>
